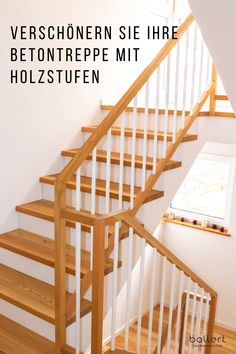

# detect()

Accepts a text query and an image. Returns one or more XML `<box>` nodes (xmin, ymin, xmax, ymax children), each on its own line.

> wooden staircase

<box><xmin>0</xmin><ymin>14</ymin><xmax>218</xmax><ymax>354</ymax></box>
<box><xmin>0</xmin><ymin>124</ymin><xmax>185</xmax><ymax>353</ymax></box>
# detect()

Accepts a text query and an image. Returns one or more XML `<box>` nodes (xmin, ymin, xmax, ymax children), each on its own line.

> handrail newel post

<box><xmin>205</xmin><ymin>294</ymin><xmax>217</xmax><ymax>354</ymax></box>
<box><xmin>91</xmin><ymin>217</ymin><xmax>106</xmax><ymax>354</ymax></box>
<box><xmin>209</xmin><ymin>64</ymin><xmax>217</xmax><ymax>116</ymax></box>
<box><xmin>54</xmin><ymin>180</ymin><xmax>67</xmax><ymax>354</ymax></box>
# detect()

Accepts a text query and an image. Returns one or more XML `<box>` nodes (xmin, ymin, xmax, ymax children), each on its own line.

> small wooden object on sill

<box><xmin>162</xmin><ymin>216</ymin><xmax>231</xmax><ymax>237</ymax></box>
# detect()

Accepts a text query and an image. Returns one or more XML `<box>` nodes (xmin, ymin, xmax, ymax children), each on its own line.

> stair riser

<box><xmin>83</xmin><ymin>130</ymin><xmax>174</xmax><ymax>158</ymax></box>
<box><xmin>100</xmin><ymin>110</ymin><xmax>193</xmax><ymax>133</ymax></box>
<box><xmin>18</xmin><ymin>213</ymin><xmax>91</xmax><ymax>250</ymax></box>
<box><xmin>0</xmin><ymin>300</ymin><xmax>55</xmax><ymax>342</ymax></box>
<box><xmin>62</xmin><ymin>156</ymin><xmax>165</xmax><ymax>188</ymax></box>
<box><xmin>1</xmin><ymin>248</ymin><xmax>77</xmax><ymax>293</ymax></box>
<box><xmin>42</xmin><ymin>179</ymin><xmax>164</xmax><ymax>214</ymax></box>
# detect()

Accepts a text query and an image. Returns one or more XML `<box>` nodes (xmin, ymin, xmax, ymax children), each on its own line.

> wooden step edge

<box><xmin>0</xmin><ymin>315</ymin><xmax>55</xmax><ymax>354</ymax></box>
<box><xmin>62</xmin><ymin>345</ymin><xmax>81</xmax><ymax>354</ymax></box>
<box><xmin>0</xmin><ymin>229</ymin><xmax>119</xmax><ymax>278</ymax></box>
<box><xmin>0</xmin><ymin>264</ymin><xmax>91</xmax><ymax>325</ymax></box>
<box><xmin>15</xmin><ymin>200</ymin><xmax>91</xmax><ymax>232</ymax></box>
<box><xmin>40</xmin><ymin>174</ymin><xmax>164</xmax><ymax>204</ymax></box>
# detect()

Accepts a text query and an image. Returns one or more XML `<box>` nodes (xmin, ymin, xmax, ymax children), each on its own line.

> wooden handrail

<box><xmin>55</xmin><ymin>14</ymin><xmax>194</xmax><ymax>185</ymax></box>
<box><xmin>114</xmin><ymin>211</ymin><xmax>217</xmax><ymax>297</ymax></box>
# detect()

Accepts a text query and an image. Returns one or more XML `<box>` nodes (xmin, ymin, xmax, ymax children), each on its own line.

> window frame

<box><xmin>169</xmin><ymin>152</ymin><xmax>235</xmax><ymax>227</ymax></box>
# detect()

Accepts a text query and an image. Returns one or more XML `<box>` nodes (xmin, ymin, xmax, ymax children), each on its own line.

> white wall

<box><xmin>0</xmin><ymin>0</ymin><xmax>166</xmax><ymax>234</ymax></box>
<box><xmin>188</xmin><ymin>0</ymin><xmax>236</xmax><ymax>113</ymax></box>
<box><xmin>159</xmin><ymin>119</ymin><xmax>236</xmax><ymax>330</ymax></box>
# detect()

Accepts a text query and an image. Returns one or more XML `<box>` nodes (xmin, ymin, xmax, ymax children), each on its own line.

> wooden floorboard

<box><xmin>0</xmin><ymin>315</ymin><xmax>55</xmax><ymax>354</ymax></box>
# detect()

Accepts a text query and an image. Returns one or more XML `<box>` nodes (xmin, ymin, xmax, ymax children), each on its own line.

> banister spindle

<box><xmin>194</xmin><ymin>288</ymin><xmax>204</xmax><ymax>354</ymax></box>
<box><xmin>189</xmin><ymin>282</ymin><xmax>198</xmax><ymax>352</ymax></box>
<box><xmin>173</xmin><ymin>42</ymin><xmax>180</xmax><ymax>143</ymax></box>
<box><xmin>147</xmin><ymin>249</ymin><xmax>157</xmax><ymax>354</ymax></box>
<box><xmin>166</xmin><ymin>264</ymin><xmax>176</xmax><ymax>353</ymax></box>
<box><xmin>136</xmin><ymin>237</ymin><xmax>146</xmax><ymax>353</ymax></box>
<box><xmin>197</xmin><ymin>31</ymin><xmax>204</xmax><ymax>101</ymax></box>
<box><xmin>142</xmin><ymin>80</ymin><xmax>150</xmax><ymax>190</ymax></box>
<box><xmin>130</xmin><ymin>95</ymin><xmax>138</xmax><ymax>207</ymax></box>
<box><xmin>163</xmin><ymin>55</ymin><xmax>171</xmax><ymax>158</ymax></box>
<box><xmin>157</xmin><ymin>256</ymin><xmax>167</xmax><ymax>354</ymax></box>
<box><xmin>153</xmin><ymin>69</ymin><xmax>160</xmax><ymax>173</ymax></box>
<box><xmin>181</xmin><ymin>29</ymin><xmax>190</xmax><ymax>129</ymax></box>
<box><xmin>105</xmin><ymin>129</ymin><xmax>112</xmax><ymax>213</ymax></box>
<box><xmin>190</xmin><ymin>22</ymin><xmax>198</xmax><ymax>111</ymax></box>
<box><xmin>118</xmin><ymin>113</ymin><xmax>125</xmax><ymax>209</ymax></box>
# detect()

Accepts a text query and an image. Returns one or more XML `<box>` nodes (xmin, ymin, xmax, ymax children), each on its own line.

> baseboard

<box><xmin>215</xmin><ymin>320</ymin><xmax>236</xmax><ymax>333</ymax></box>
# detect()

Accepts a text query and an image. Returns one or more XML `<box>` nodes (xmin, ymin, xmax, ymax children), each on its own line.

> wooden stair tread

<box><xmin>0</xmin><ymin>229</ymin><xmax>117</xmax><ymax>277</ymax></box>
<box><xmin>0</xmin><ymin>264</ymin><xmax>91</xmax><ymax>324</ymax></box>
<box><xmin>15</xmin><ymin>199</ymin><xmax>91</xmax><ymax>231</ymax></box>
<box><xmin>40</xmin><ymin>174</ymin><xmax>164</xmax><ymax>204</ymax></box>
<box><xmin>82</xmin><ymin>125</ymin><xmax>198</xmax><ymax>142</ymax></box>
<box><xmin>61</xmin><ymin>149</ymin><xmax>182</xmax><ymax>172</ymax></box>
<box><xmin>0</xmin><ymin>314</ymin><xmax>55</xmax><ymax>354</ymax></box>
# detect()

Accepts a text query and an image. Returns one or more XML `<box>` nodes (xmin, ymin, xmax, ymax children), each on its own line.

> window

<box><xmin>169</xmin><ymin>153</ymin><xmax>235</xmax><ymax>226</ymax></box>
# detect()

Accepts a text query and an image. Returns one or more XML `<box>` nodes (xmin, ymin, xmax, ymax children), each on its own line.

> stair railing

<box><xmin>53</xmin><ymin>13</ymin><xmax>218</xmax><ymax>354</ymax></box>
<box><xmin>104</xmin><ymin>211</ymin><xmax>217</xmax><ymax>354</ymax></box>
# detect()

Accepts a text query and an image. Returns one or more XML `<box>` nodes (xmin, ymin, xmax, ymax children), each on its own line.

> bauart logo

<box><xmin>189</xmin><ymin>335</ymin><xmax>226</xmax><ymax>348</ymax></box>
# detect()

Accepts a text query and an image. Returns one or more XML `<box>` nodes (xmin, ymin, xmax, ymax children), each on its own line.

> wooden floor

<box><xmin>103</xmin><ymin>305</ymin><xmax>236</xmax><ymax>354</ymax></box>
<box><xmin>0</xmin><ymin>311</ymin><xmax>235</xmax><ymax>354</ymax></box>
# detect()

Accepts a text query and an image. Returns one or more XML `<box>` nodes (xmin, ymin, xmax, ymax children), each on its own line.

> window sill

<box><xmin>162</xmin><ymin>216</ymin><xmax>231</xmax><ymax>237</ymax></box>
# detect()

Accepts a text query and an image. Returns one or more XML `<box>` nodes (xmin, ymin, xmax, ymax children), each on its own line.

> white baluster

<box><xmin>153</xmin><ymin>69</ymin><xmax>160</xmax><ymax>173</ymax></box>
<box><xmin>181</xmin><ymin>277</ymin><xmax>191</xmax><ymax>354</ymax></box>
<box><xmin>189</xmin><ymin>283</ymin><xmax>198</xmax><ymax>353</ymax></box>
<box><xmin>157</xmin><ymin>256</ymin><xmax>167</xmax><ymax>354</ymax></box>
<box><xmin>166</xmin><ymin>264</ymin><xmax>176</xmax><ymax>353</ymax></box>
<box><xmin>105</xmin><ymin>129</ymin><xmax>112</xmax><ymax>213</ymax></box>
<box><xmin>174</xmin><ymin>271</ymin><xmax>184</xmax><ymax>354</ymax></box>
<box><xmin>173</xmin><ymin>42</ymin><xmax>180</xmax><ymax>143</ymax></box>
<box><xmin>136</xmin><ymin>237</ymin><xmax>146</xmax><ymax>353</ymax></box>
<box><xmin>142</xmin><ymin>80</ymin><xmax>150</xmax><ymax>190</ymax></box>
<box><xmin>198</xmin><ymin>32</ymin><xmax>204</xmax><ymax>101</ymax></box>
<box><xmin>111</xmin><ymin>221</ymin><xmax>120</xmax><ymax>350</ymax></box>
<box><xmin>90</xmin><ymin>147</ymin><xmax>97</xmax><ymax>270</ymax></box>
<box><xmin>119</xmin><ymin>113</ymin><xmax>125</xmax><ymax>209</ymax></box>
<box><xmin>75</xmin><ymin>168</ymin><xmax>81</xmax><ymax>354</ymax></box>
<box><xmin>201</xmin><ymin>294</ymin><xmax>210</xmax><ymax>354</ymax></box>
<box><xmin>130</xmin><ymin>95</ymin><xmax>138</xmax><ymax>208</ymax></box>
<box><xmin>125</xmin><ymin>227</ymin><xmax>134</xmax><ymax>350</ymax></box>
<box><xmin>147</xmin><ymin>249</ymin><xmax>157</xmax><ymax>354</ymax></box>
<box><xmin>181</xmin><ymin>29</ymin><xmax>190</xmax><ymax>129</ymax></box>
<box><xmin>194</xmin><ymin>288</ymin><xmax>204</xmax><ymax>354</ymax></box>
<box><xmin>163</xmin><ymin>55</ymin><xmax>171</xmax><ymax>158</ymax></box>
<box><xmin>190</xmin><ymin>22</ymin><xmax>198</xmax><ymax>111</ymax></box>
